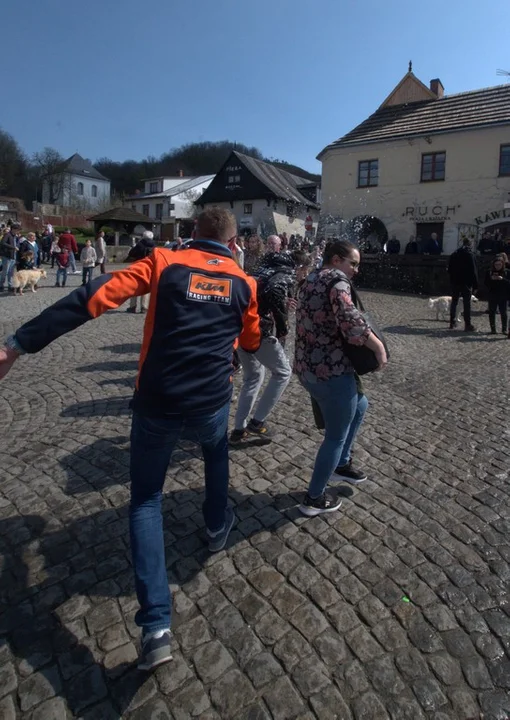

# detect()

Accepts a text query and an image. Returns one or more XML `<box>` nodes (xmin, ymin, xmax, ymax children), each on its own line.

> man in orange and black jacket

<box><xmin>0</xmin><ymin>208</ymin><xmax>261</xmax><ymax>671</ymax></box>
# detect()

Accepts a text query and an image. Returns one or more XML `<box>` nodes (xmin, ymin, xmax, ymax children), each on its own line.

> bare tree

<box><xmin>33</xmin><ymin>147</ymin><xmax>65</xmax><ymax>204</ymax></box>
<box><xmin>180</xmin><ymin>188</ymin><xmax>201</xmax><ymax>219</ymax></box>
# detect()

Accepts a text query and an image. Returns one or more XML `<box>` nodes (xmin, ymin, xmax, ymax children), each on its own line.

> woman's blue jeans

<box><xmin>301</xmin><ymin>373</ymin><xmax>368</xmax><ymax>498</ymax></box>
<box><xmin>129</xmin><ymin>403</ymin><xmax>230</xmax><ymax>632</ymax></box>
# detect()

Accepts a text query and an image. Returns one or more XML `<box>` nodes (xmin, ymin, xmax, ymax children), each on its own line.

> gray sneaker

<box><xmin>138</xmin><ymin>630</ymin><xmax>172</xmax><ymax>671</ymax></box>
<box><xmin>207</xmin><ymin>506</ymin><xmax>235</xmax><ymax>552</ymax></box>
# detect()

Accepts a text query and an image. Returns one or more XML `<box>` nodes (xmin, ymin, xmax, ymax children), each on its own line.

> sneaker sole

<box><xmin>208</xmin><ymin>509</ymin><xmax>236</xmax><ymax>552</ymax></box>
<box><xmin>228</xmin><ymin>437</ymin><xmax>248</xmax><ymax>447</ymax></box>
<box><xmin>245</xmin><ymin>432</ymin><xmax>272</xmax><ymax>445</ymax></box>
<box><xmin>299</xmin><ymin>500</ymin><xmax>342</xmax><ymax>517</ymax></box>
<box><xmin>138</xmin><ymin>651</ymin><xmax>173</xmax><ymax>671</ymax></box>
<box><xmin>333</xmin><ymin>473</ymin><xmax>367</xmax><ymax>485</ymax></box>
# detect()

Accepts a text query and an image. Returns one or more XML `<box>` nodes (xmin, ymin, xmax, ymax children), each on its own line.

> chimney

<box><xmin>430</xmin><ymin>78</ymin><xmax>444</xmax><ymax>99</ymax></box>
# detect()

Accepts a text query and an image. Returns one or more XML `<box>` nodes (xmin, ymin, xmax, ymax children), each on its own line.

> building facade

<box><xmin>42</xmin><ymin>153</ymin><xmax>111</xmax><ymax>210</ymax></box>
<box><xmin>318</xmin><ymin>70</ymin><xmax>510</xmax><ymax>254</ymax></box>
<box><xmin>126</xmin><ymin>175</ymin><xmax>214</xmax><ymax>240</ymax></box>
<box><xmin>195</xmin><ymin>151</ymin><xmax>320</xmax><ymax>238</ymax></box>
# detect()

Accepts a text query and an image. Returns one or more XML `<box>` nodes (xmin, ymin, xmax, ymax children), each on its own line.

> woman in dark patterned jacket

<box><xmin>295</xmin><ymin>239</ymin><xmax>387</xmax><ymax>517</ymax></box>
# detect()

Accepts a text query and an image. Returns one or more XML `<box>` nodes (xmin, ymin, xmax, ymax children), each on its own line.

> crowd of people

<box><xmin>363</xmin><ymin>228</ymin><xmax>510</xmax><ymax>258</ymax></box>
<box><xmin>0</xmin><ymin>222</ymin><xmax>108</xmax><ymax>291</ymax></box>
<box><xmin>447</xmin><ymin>236</ymin><xmax>510</xmax><ymax>336</ymax></box>
<box><xmin>0</xmin><ymin>208</ymin><xmax>387</xmax><ymax>670</ymax></box>
<box><xmin>0</xmin><ymin>211</ymin><xmax>506</xmax><ymax>670</ymax></box>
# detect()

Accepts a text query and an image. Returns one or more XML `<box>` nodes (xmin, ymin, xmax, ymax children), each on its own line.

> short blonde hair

<box><xmin>196</xmin><ymin>208</ymin><xmax>236</xmax><ymax>244</ymax></box>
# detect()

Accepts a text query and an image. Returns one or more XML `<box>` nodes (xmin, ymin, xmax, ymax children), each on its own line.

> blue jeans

<box><xmin>130</xmin><ymin>403</ymin><xmax>230</xmax><ymax>632</ymax></box>
<box><xmin>301</xmin><ymin>374</ymin><xmax>368</xmax><ymax>498</ymax></box>
<box><xmin>56</xmin><ymin>268</ymin><xmax>68</xmax><ymax>286</ymax></box>
<box><xmin>0</xmin><ymin>258</ymin><xmax>15</xmax><ymax>288</ymax></box>
<box><xmin>82</xmin><ymin>266</ymin><xmax>94</xmax><ymax>285</ymax></box>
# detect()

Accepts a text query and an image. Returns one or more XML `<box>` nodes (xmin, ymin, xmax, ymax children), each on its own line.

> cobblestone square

<box><xmin>1</xmin><ymin>269</ymin><xmax>509</xmax><ymax>719</ymax></box>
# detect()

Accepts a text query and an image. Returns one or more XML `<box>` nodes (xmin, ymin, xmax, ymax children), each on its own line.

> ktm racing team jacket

<box><xmin>14</xmin><ymin>239</ymin><xmax>261</xmax><ymax>416</ymax></box>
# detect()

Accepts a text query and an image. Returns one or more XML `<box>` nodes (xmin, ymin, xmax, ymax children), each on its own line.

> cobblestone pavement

<box><xmin>1</xmin><ymin>267</ymin><xmax>510</xmax><ymax>720</ymax></box>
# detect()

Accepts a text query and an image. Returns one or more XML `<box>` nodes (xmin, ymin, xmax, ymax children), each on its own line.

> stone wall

<box><xmin>0</xmin><ymin>198</ymin><xmax>93</xmax><ymax>232</ymax></box>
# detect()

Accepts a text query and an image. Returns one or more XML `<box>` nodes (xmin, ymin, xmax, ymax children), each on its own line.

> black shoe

<box><xmin>140</xmin><ymin>308</ymin><xmax>147</xmax><ymax>314</ymax></box>
<box><xmin>300</xmin><ymin>491</ymin><xmax>343</xmax><ymax>517</ymax></box>
<box><xmin>229</xmin><ymin>429</ymin><xmax>249</xmax><ymax>446</ymax></box>
<box><xmin>55</xmin><ymin>283</ymin><xmax>60</xmax><ymax>287</ymax></box>
<box><xmin>490</xmin><ymin>329</ymin><xmax>497</xmax><ymax>335</ymax></box>
<box><xmin>138</xmin><ymin>630</ymin><xmax>172</xmax><ymax>671</ymax></box>
<box><xmin>464</xmin><ymin>324</ymin><xmax>476</xmax><ymax>332</ymax></box>
<box><xmin>246</xmin><ymin>418</ymin><xmax>272</xmax><ymax>440</ymax></box>
<box><xmin>334</xmin><ymin>460</ymin><xmax>367</xmax><ymax>484</ymax></box>
<box><xmin>126</xmin><ymin>307</ymin><xmax>136</xmax><ymax>313</ymax></box>
<box><xmin>449</xmin><ymin>321</ymin><xmax>457</xmax><ymax>330</ymax></box>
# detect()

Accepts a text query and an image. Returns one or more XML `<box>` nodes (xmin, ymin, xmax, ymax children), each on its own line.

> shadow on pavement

<box><xmin>457</xmin><ymin>335</ymin><xmax>504</xmax><ymax>343</ymax></box>
<box><xmin>61</xmin><ymin>397</ymin><xmax>132</xmax><ymax>418</ymax></box>
<box><xmin>101</xmin><ymin>344</ymin><xmax>141</xmax><ymax>355</ymax></box>
<box><xmin>0</xmin><ymin>435</ymin><xmax>353</xmax><ymax>717</ymax></box>
<box><xmin>383</xmin><ymin>325</ymin><xmax>446</xmax><ymax>338</ymax></box>
<box><xmin>75</xmin><ymin>361</ymin><xmax>139</xmax><ymax>373</ymax></box>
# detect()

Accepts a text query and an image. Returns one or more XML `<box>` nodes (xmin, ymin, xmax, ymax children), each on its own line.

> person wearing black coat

<box><xmin>404</xmin><ymin>236</ymin><xmax>419</xmax><ymax>254</ymax></box>
<box><xmin>485</xmin><ymin>256</ymin><xmax>510</xmax><ymax>335</ymax></box>
<box><xmin>229</xmin><ymin>251</ymin><xmax>298</xmax><ymax>445</ymax></box>
<box><xmin>386</xmin><ymin>235</ymin><xmax>401</xmax><ymax>254</ymax></box>
<box><xmin>447</xmin><ymin>238</ymin><xmax>478</xmax><ymax>331</ymax></box>
<box><xmin>125</xmin><ymin>231</ymin><xmax>156</xmax><ymax>313</ymax></box>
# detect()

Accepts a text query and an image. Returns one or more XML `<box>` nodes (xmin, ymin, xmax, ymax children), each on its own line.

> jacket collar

<box><xmin>188</xmin><ymin>239</ymin><xmax>232</xmax><ymax>258</ymax></box>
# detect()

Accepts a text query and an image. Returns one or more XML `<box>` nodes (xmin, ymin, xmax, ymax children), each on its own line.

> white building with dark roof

<box><xmin>126</xmin><ymin>175</ymin><xmax>214</xmax><ymax>240</ymax></box>
<box><xmin>195</xmin><ymin>151</ymin><xmax>320</xmax><ymax>238</ymax></box>
<box><xmin>42</xmin><ymin>153</ymin><xmax>111</xmax><ymax>209</ymax></box>
<box><xmin>319</xmin><ymin>67</ymin><xmax>510</xmax><ymax>254</ymax></box>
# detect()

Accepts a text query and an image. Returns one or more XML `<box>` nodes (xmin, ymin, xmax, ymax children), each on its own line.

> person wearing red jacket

<box><xmin>0</xmin><ymin>208</ymin><xmax>261</xmax><ymax>672</ymax></box>
<box><xmin>58</xmin><ymin>229</ymin><xmax>78</xmax><ymax>274</ymax></box>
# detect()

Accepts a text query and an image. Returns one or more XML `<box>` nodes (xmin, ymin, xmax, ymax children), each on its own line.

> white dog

<box><xmin>428</xmin><ymin>295</ymin><xmax>478</xmax><ymax>322</ymax></box>
<box><xmin>12</xmin><ymin>269</ymin><xmax>47</xmax><ymax>295</ymax></box>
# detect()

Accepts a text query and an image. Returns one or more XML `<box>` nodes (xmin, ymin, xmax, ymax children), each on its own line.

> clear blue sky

<box><xmin>4</xmin><ymin>0</ymin><xmax>509</xmax><ymax>173</ymax></box>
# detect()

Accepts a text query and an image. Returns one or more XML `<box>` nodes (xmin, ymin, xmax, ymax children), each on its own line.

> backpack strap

<box><xmin>325</xmin><ymin>274</ymin><xmax>365</xmax><ymax>312</ymax></box>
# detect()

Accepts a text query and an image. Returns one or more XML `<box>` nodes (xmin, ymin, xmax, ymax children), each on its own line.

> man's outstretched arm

<box><xmin>0</xmin><ymin>256</ymin><xmax>154</xmax><ymax>378</ymax></box>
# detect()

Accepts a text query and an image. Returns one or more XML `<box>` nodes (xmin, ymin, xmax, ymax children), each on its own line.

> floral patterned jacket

<box><xmin>294</xmin><ymin>268</ymin><xmax>370</xmax><ymax>381</ymax></box>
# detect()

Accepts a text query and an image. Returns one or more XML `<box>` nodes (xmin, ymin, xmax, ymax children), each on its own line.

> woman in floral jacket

<box><xmin>295</xmin><ymin>239</ymin><xmax>387</xmax><ymax>517</ymax></box>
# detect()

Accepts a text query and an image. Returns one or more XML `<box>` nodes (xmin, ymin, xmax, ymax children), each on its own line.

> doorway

<box><xmin>349</xmin><ymin>215</ymin><xmax>388</xmax><ymax>253</ymax></box>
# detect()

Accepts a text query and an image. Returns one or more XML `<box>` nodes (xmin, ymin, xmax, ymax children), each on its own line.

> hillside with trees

<box><xmin>0</xmin><ymin>130</ymin><xmax>319</xmax><ymax>208</ymax></box>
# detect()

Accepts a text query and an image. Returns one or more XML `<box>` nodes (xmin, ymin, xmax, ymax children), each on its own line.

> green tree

<box><xmin>0</xmin><ymin>129</ymin><xmax>28</xmax><ymax>198</ymax></box>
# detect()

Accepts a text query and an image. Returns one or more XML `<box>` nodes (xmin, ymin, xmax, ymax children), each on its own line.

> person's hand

<box><xmin>287</xmin><ymin>298</ymin><xmax>297</xmax><ymax>311</ymax></box>
<box><xmin>0</xmin><ymin>346</ymin><xmax>20</xmax><ymax>380</ymax></box>
<box><xmin>375</xmin><ymin>346</ymin><xmax>388</xmax><ymax>371</ymax></box>
<box><xmin>491</xmin><ymin>274</ymin><xmax>502</xmax><ymax>280</ymax></box>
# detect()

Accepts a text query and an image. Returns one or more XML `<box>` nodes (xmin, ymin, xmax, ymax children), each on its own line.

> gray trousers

<box><xmin>235</xmin><ymin>337</ymin><xmax>292</xmax><ymax>430</ymax></box>
<box><xmin>130</xmin><ymin>294</ymin><xmax>150</xmax><ymax>310</ymax></box>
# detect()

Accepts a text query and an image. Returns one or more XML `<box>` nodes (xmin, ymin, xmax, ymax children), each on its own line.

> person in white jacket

<box><xmin>80</xmin><ymin>240</ymin><xmax>97</xmax><ymax>285</ymax></box>
<box><xmin>94</xmin><ymin>231</ymin><xmax>107</xmax><ymax>273</ymax></box>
